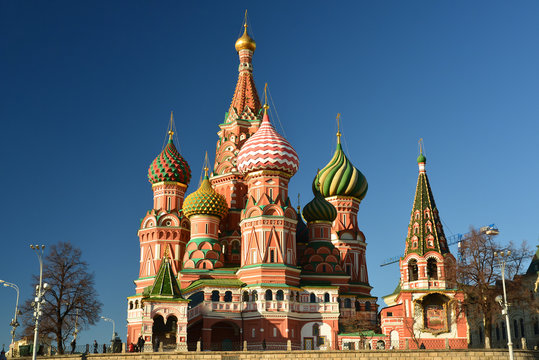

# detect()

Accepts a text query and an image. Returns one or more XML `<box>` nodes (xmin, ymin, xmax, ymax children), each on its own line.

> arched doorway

<box><xmin>390</xmin><ymin>330</ymin><xmax>399</xmax><ymax>349</ymax></box>
<box><xmin>210</xmin><ymin>321</ymin><xmax>241</xmax><ymax>351</ymax></box>
<box><xmin>186</xmin><ymin>320</ymin><xmax>202</xmax><ymax>351</ymax></box>
<box><xmin>152</xmin><ymin>315</ymin><xmax>178</xmax><ymax>349</ymax></box>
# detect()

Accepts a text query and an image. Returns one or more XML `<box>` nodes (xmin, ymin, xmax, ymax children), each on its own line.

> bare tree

<box><xmin>457</xmin><ymin>228</ymin><xmax>532</xmax><ymax>348</ymax></box>
<box><xmin>21</xmin><ymin>242</ymin><xmax>102</xmax><ymax>354</ymax></box>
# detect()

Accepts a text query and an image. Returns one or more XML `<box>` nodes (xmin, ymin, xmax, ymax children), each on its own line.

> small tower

<box><xmin>211</xmin><ymin>14</ymin><xmax>263</xmax><ymax>265</ymax></box>
<box><xmin>399</xmin><ymin>147</ymin><xmax>454</xmax><ymax>291</ymax></box>
<box><xmin>380</xmin><ymin>145</ymin><xmax>467</xmax><ymax>349</ymax></box>
<box><xmin>315</xmin><ymin>117</ymin><xmax>370</xmax><ymax>295</ymax></box>
<box><xmin>236</xmin><ymin>87</ymin><xmax>300</xmax><ymax>285</ymax></box>
<box><xmin>182</xmin><ymin>167</ymin><xmax>228</xmax><ymax>270</ymax></box>
<box><xmin>136</xmin><ymin>119</ymin><xmax>191</xmax><ymax>293</ymax></box>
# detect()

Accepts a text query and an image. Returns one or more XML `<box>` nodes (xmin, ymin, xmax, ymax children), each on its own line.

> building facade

<box><xmin>379</xmin><ymin>152</ymin><xmax>469</xmax><ymax>350</ymax></box>
<box><xmin>126</xmin><ymin>20</ymin><xmax>377</xmax><ymax>351</ymax></box>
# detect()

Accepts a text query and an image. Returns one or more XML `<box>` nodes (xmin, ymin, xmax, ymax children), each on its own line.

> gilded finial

<box><xmin>203</xmin><ymin>151</ymin><xmax>210</xmax><ymax>177</ymax></box>
<box><xmin>418</xmin><ymin>138</ymin><xmax>424</xmax><ymax>154</ymax></box>
<box><xmin>235</xmin><ymin>10</ymin><xmax>256</xmax><ymax>52</ymax></box>
<box><xmin>297</xmin><ymin>193</ymin><xmax>301</xmax><ymax>212</ymax></box>
<box><xmin>163</xmin><ymin>246</ymin><xmax>169</xmax><ymax>259</ymax></box>
<box><xmin>263</xmin><ymin>83</ymin><xmax>269</xmax><ymax>113</ymax></box>
<box><xmin>336</xmin><ymin>113</ymin><xmax>342</xmax><ymax>144</ymax></box>
<box><xmin>168</xmin><ymin>111</ymin><xmax>175</xmax><ymax>140</ymax></box>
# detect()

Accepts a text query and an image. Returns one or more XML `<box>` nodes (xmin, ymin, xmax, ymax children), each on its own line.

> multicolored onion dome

<box><xmin>417</xmin><ymin>153</ymin><xmax>427</xmax><ymax>163</ymax></box>
<box><xmin>315</xmin><ymin>142</ymin><xmax>368</xmax><ymax>200</ymax></box>
<box><xmin>148</xmin><ymin>137</ymin><xmax>191</xmax><ymax>185</ymax></box>
<box><xmin>182</xmin><ymin>175</ymin><xmax>228</xmax><ymax>219</ymax></box>
<box><xmin>302</xmin><ymin>242</ymin><xmax>344</xmax><ymax>273</ymax></box>
<box><xmin>237</xmin><ymin>111</ymin><xmax>299</xmax><ymax>176</ymax></box>
<box><xmin>302</xmin><ymin>185</ymin><xmax>337</xmax><ymax>223</ymax></box>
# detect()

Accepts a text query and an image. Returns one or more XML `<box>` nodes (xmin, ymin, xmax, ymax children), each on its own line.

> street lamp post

<box><xmin>100</xmin><ymin>316</ymin><xmax>115</xmax><ymax>341</ymax></box>
<box><xmin>0</xmin><ymin>280</ymin><xmax>20</xmax><ymax>357</ymax></box>
<box><xmin>30</xmin><ymin>245</ymin><xmax>49</xmax><ymax>360</ymax></box>
<box><xmin>494</xmin><ymin>250</ymin><xmax>513</xmax><ymax>360</ymax></box>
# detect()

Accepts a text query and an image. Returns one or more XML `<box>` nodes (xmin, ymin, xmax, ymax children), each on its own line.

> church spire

<box><xmin>227</xmin><ymin>11</ymin><xmax>261</xmax><ymax>122</ymax></box>
<box><xmin>405</xmin><ymin>143</ymin><xmax>449</xmax><ymax>257</ymax></box>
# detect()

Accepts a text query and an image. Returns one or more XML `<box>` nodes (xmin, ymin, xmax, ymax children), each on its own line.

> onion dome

<box><xmin>237</xmin><ymin>109</ymin><xmax>299</xmax><ymax>176</ymax></box>
<box><xmin>316</xmin><ymin>134</ymin><xmax>367</xmax><ymax>200</ymax></box>
<box><xmin>303</xmin><ymin>182</ymin><xmax>337</xmax><ymax>223</ymax></box>
<box><xmin>148</xmin><ymin>132</ymin><xmax>191</xmax><ymax>185</ymax></box>
<box><xmin>235</xmin><ymin>23</ymin><xmax>256</xmax><ymax>53</ymax></box>
<box><xmin>417</xmin><ymin>153</ymin><xmax>426</xmax><ymax>163</ymax></box>
<box><xmin>182</xmin><ymin>172</ymin><xmax>228</xmax><ymax>219</ymax></box>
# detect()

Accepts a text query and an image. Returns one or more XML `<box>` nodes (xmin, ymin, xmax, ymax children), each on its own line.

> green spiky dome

<box><xmin>302</xmin><ymin>183</ymin><xmax>337</xmax><ymax>223</ymax></box>
<box><xmin>148</xmin><ymin>138</ymin><xmax>191</xmax><ymax>185</ymax></box>
<box><xmin>316</xmin><ymin>143</ymin><xmax>368</xmax><ymax>200</ymax></box>
<box><xmin>417</xmin><ymin>153</ymin><xmax>427</xmax><ymax>163</ymax></box>
<box><xmin>182</xmin><ymin>175</ymin><xmax>228</xmax><ymax>219</ymax></box>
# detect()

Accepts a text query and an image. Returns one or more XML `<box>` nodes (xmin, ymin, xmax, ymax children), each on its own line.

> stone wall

<box><xmin>19</xmin><ymin>349</ymin><xmax>539</xmax><ymax>360</ymax></box>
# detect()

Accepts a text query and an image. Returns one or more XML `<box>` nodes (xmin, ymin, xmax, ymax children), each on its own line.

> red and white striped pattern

<box><xmin>237</xmin><ymin>112</ymin><xmax>299</xmax><ymax>176</ymax></box>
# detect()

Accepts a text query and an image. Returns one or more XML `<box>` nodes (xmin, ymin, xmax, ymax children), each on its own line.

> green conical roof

<box><xmin>315</xmin><ymin>142</ymin><xmax>368</xmax><ymax>201</ymax></box>
<box><xmin>149</xmin><ymin>256</ymin><xmax>183</xmax><ymax>299</ymax></box>
<box><xmin>404</xmin><ymin>154</ymin><xmax>450</xmax><ymax>257</ymax></box>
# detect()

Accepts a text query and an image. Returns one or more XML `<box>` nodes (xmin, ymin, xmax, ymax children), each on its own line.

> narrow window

<box><xmin>205</xmin><ymin>224</ymin><xmax>208</xmax><ymax>234</ymax></box>
<box><xmin>324</xmin><ymin>293</ymin><xmax>330</xmax><ymax>302</ymax></box>
<box><xmin>273</xmin><ymin>328</ymin><xmax>277</xmax><ymax>337</ymax></box>
<box><xmin>269</xmin><ymin>188</ymin><xmax>273</xmax><ymax>200</ymax></box>
<box><xmin>270</xmin><ymin>249</ymin><xmax>275</xmax><ymax>263</ymax></box>
<box><xmin>252</xmin><ymin>328</ymin><xmax>255</xmax><ymax>338</ymax></box>
<box><xmin>310</xmin><ymin>293</ymin><xmax>316</xmax><ymax>303</ymax></box>
<box><xmin>265</xmin><ymin>289</ymin><xmax>273</xmax><ymax>301</ymax></box>
<box><xmin>252</xmin><ymin>250</ymin><xmax>257</xmax><ymax>264</ymax></box>
<box><xmin>287</xmin><ymin>249</ymin><xmax>293</xmax><ymax>264</ymax></box>
<box><xmin>167</xmin><ymin>197</ymin><xmax>171</xmax><ymax>210</ymax></box>
<box><xmin>427</xmin><ymin>258</ymin><xmax>438</xmax><ymax>279</ymax></box>
<box><xmin>343</xmin><ymin>214</ymin><xmax>346</xmax><ymax>225</ymax></box>
<box><xmin>408</xmin><ymin>259</ymin><xmax>418</xmax><ymax>281</ymax></box>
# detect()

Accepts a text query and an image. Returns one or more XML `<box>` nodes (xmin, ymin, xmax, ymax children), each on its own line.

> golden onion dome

<box><xmin>182</xmin><ymin>173</ymin><xmax>228</xmax><ymax>220</ymax></box>
<box><xmin>235</xmin><ymin>24</ymin><xmax>256</xmax><ymax>52</ymax></box>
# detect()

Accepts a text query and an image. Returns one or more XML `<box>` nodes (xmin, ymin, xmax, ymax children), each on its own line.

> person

<box><xmin>137</xmin><ymin>335</ymin><xmax>145</xmax><ymax>353</ymax></box>
<box><xmin>0</xmin><ymin>349</ymin><xmax>6</xmax><ymax>360</ymax></box>
<box><xmin>70</xmin><ymin>338</ymin><xmax>76</xmax><ymax>354</ymax></box>
<box><xmin>128</xmin><ymin>343</ymin><xmax>134</xmax><ymax>353</ymax></box>
<box><xmin>93</xmin><ymin>340</ymin><xmax>98</xmax><ymax>354</ymax></box>
<box><xmin>153</xmin><ymin>337</ymin><xmax>159</xmax><ymax>352</ymax></box>
<box><xmin>102</xmin><ymin>344</ymin><xmax>106</xmax><ymax>353</ymax></box>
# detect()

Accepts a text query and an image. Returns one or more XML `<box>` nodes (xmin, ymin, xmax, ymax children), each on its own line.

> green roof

<box><xmin>182</xmin><ymin>278</ymin><xmax>245</xmax><ymax>293</ymax></box>
<box><xmin>146</xmin><ymin>257</ymin><xmax>185</xmax><ymax>301</ymax></box>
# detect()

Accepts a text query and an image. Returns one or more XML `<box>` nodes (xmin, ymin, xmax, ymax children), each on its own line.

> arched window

<box><xmin>224</xmin><ymin>291</ymin><xmax>232</xmax><ymax>302</ymax></box>
<box><xmin>496</xmin><ymin>324</ymin><xmax>500</xmax><ymax>341</ymax></box>
<box><xmin>324</xmin><ymin>293</ymin><xmax>330</xmax><ymax>303</ymax></box>
<box><xmin>242</xmin><ymin>291</ymin><xmax>249</xmax><ymax>302</ymax></box>
<box><xmin>276</xmin><ymin>290</ymin><xmax>284</xmax><ymax>301</ymax></box>
<box><xmin>513</xmin><ymin>320</ymin><xmax>519</xmax><ymax>338</ymax></box>
<box><xmin>534</xmin><ymin>317</ymin><xmax>539</xmax><ymax>335</ymax></box>
<box><xmin>251</xmin><ymin>290</ymin><xmax>258</xmax><ymax>301</ymax></box>
<box><xmin>265</xmin><ymin>289</ymin><xmax>273</xmax><ymax>301</ymax></box>
<box><xmin>408</xmin><ymin>259</ymin><xmax>418</xmax><ymax>281</ymax></box>
<box><xmin>502</xmin><ymin>322</ymin><xmax>507</xmax><ymax>339</ymax></box>
<box><xmin>365</xmin><ymin>301</ymin><xmax>371</xmax><ymax>311</ymax></box>
<box><xmin>310</xmin><ymin>293</ymin><xmax>316</xmax><ymax>303</ymax></box>
<box><xmin>296</xmin><ymin>292</ymin><xmax>300</xmax><ymax>302</ymax></box>
<box><xmin>520</xmin><ymin>318</ymin><xmax>525</xmax><ymax>337</ymax></box>
<box><xmin>211</xmin><ymin>290</ymin><xmax>220</xmax><ymax>302</ymax></box>
<box><xmin>135</xmin><ymin>300</ymin><xmax>139</xmax><ymax>309</ymax></box>
<box><xmin>344</xmin><ymin>298</ymin><xmax>351</xmax><ymax>308</ymax></box>
<box><xmin>355</xmin><ymin>300</ymin><xmax>360</xmax><ymax>311</ymax></box>
<box><xmin>129</xmin><ymin>302</ymin><xmax>133</xmax><ymax>310</ymax></box>
<box><xmin>427</xmin><ymin>258</ymin><xmax>438</xmax><ymax>279</ymax></box>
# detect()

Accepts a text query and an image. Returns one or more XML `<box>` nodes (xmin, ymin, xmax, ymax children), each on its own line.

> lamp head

<box><xmin>495</xmin><ymin>295</ymin><xmax>503</xmax><ymax>306</ymax></box>
<box><xmin>43</xmin><ymin>283</ymin><xmax>50</xmax><ymax>290</ymax></box>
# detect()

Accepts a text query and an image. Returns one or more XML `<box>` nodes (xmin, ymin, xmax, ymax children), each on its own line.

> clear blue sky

<box><xmin>1</xmin><ymin>0</ymin><xmax>538</xmax><ymax>349</ymax></box>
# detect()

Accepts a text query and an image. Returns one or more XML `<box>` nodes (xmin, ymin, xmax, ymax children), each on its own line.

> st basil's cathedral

<box><xmin>126</xmin><ymin>18</ymin><xmax>468</xmax><ymax>351</ymax></box>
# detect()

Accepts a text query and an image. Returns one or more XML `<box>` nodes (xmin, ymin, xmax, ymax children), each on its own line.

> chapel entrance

<box><xmin>152</xmin><ymin>315</ymin><xmax>177</xmax><ymax>347</ymax></box>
